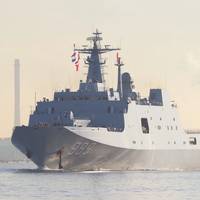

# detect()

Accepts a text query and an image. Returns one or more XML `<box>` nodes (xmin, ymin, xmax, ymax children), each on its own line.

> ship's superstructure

<box><xmin>12</xmin><ymin>31</ymin><xmax>200</xmax><ymax>171</ymax></box>
<box><xmin>29</xmin><ymin>30</ymin><xmax>126</xmax><ymax>131</ymax></box>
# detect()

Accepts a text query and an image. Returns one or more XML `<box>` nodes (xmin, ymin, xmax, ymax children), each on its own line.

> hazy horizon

<box><xmin>1</xmin><ymin>0</ymin><xmax>200</xmax><ymax>138</ymax></box>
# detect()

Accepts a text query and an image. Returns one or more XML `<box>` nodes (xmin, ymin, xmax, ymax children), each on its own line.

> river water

<box><xmin>0</xmin><ymin>162</ymin><xmax>200</xmax><ymax>200</ymax></box>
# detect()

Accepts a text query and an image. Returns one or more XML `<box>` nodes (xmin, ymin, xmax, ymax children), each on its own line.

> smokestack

<box><xmin>14</xmin><ymin>59</ymin><xmax>20</xmax><ymax>127</ymax></box>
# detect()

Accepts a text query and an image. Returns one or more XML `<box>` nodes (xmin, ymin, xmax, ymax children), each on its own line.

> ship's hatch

<box><xmin>189</xmin><ymin>137</ymin><xmax>197</xmax><ymax>145</ymax></box>
<box><xmin>141</xmin><ymin>118</ymin><xmax>149</xmax><ymax>134</ymax></box>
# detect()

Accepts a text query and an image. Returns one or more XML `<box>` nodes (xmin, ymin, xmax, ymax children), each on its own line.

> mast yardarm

<box><xmin>74</xmin><ymin>29</ymin><xmax>120</xmax><ymax>84</ymax></box>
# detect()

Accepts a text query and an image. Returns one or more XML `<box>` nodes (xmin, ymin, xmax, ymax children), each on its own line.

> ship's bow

<box><xmin>11</xmin><ymin>126</ymin><xmax>67</xmax><ymax>168</ymax></box>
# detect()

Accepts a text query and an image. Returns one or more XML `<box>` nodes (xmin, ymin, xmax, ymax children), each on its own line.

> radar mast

<box><xmin>74</xmin><ymin>29</ymin><xmax>120</xmax><ymax>85</ymax></box>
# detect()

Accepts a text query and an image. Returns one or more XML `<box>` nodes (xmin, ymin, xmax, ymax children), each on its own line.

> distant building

<box><xmin>14</xmin><ymin>59</ymin><xmax>20</xmax><ymax>127</ymax></box>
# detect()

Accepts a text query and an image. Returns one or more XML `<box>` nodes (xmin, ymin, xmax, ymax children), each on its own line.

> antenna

<box><xmin>93</xmin><ymin>29</ymin><xmax>102</xmax><ymax>35</ymax></box>
<box><xmin>73</xmin><ymin>30</ymin><xmax>120</xmax><ymax>85</ymax></box>
<box><xmin>115</xmin><ymin>53</ymin><xmax>124</xmax><ymax>99</ymax></box>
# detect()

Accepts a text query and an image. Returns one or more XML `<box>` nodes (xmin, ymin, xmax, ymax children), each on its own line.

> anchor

<box><xmin>57</xmin><ymin>148</ymin><xmax>64</xmax><ymax>169</ymax></box>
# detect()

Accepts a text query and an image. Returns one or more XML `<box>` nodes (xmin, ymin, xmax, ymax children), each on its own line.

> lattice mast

<box><xmin>74</xmin><ymin>30</ymin><xmax>120</xmax><ymax>86</ymax></box>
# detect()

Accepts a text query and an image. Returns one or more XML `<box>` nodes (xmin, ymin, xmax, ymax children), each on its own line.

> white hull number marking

<box><xmin>68</xmin><ymin>142</ymin><xmax>96</xmax><ymax>156</ymax></box>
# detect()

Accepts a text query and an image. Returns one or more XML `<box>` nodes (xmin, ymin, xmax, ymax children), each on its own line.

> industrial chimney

<box><xmin>14</xmin><ymin>59</ymin><xmax>20</xmax><ymax>127</ymax></box>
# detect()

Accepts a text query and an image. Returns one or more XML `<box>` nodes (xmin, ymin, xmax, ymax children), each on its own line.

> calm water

<box><xmin>0</xmin><ymin>162</ymin><xmax>200</xmax><ymax>200</ymax></box>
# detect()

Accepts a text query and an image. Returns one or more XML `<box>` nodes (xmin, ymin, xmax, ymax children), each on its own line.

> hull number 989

<box><xmin>68</xmin><ymin>142</ymin><xmax>96</xmax><ymax>156</ymax></box>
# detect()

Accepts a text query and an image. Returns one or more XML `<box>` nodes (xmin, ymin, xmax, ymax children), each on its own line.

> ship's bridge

<box><xmin>54</xmin><ymin>89</ymin><xmax>108</xmax><ymax>102</ymax></box>
<box><xmin>28</xmin><ymin>31</ymin><xmax>169</xmax><ymax>132</ymax></box>
<box><xmin>79</xmin><ymin>82</ymin><xmax>105</xmax><ymax>92</ymax></box>
<box><xmin>54</xmin><ymin>83</ymin><xmax>120</xmax><ymax>102</ymax></box>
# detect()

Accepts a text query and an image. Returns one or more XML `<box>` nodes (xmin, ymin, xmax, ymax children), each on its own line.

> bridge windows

<box><xmin>141</xmin><ymin>118</ymin><xmax>149</xmax><ymax>134</ymax></box>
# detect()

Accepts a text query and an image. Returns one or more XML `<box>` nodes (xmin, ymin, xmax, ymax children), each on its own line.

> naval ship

<box><xmin>12</xmin><ymin>31</ymin><xmax>200</xmax><ymax>171</ymax></box>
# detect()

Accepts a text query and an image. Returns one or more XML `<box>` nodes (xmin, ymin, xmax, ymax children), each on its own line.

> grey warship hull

<box><xmin>12</xmin><ymin>31</ymin><xmax>200</xmax><ymax>171</ymax></box>
<box><xmin>12</xmin><ymin>127</ymin><xmax>200</xmax><ymax>171</ymax></box>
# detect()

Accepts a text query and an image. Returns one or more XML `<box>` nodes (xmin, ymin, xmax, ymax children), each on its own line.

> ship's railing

<box><xmin>107</xmin><ymin>127</ymin><xmax>124</xmax><ymax>132</ymax></box>
<box><xmin>185</xmin><ymin>129</ymin><xmax>200</xmax><ymax>134</ymax></box>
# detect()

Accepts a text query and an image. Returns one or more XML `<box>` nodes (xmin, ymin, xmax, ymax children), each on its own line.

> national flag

<box><xmin>116</xmin><ymin>52</ymin><xmax>120</xmax><ymax>64</ymax></box>
<box><xmin>71</xmin><ymin>51</ymin><xmax>80</xmax><ymax>71</ymax></box>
